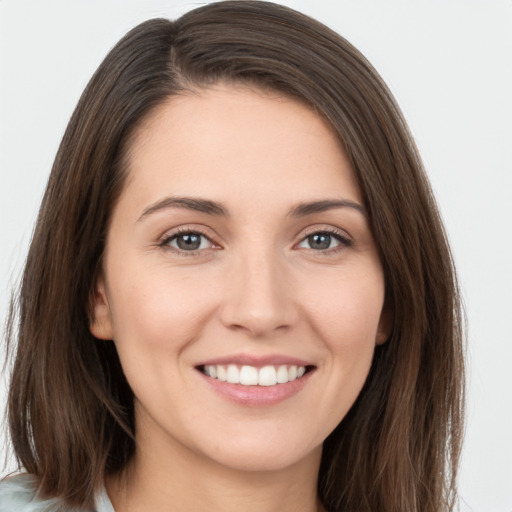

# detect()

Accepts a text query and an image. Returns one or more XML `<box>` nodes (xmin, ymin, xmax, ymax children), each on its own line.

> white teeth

<box><xmin>203</xmin><ymin>364</ymin><xmax>308</xmax><ymax>386</ymax></box>
<box><xmin>240</xmin><ymin>365</ymin><xmax>259</xmax><ymax>385</ymax></box>
<box><xmin>276</xmin><ymin>365</ymin><xmax>289</xmax><ymax>383</ymax></box>
<box><xmin>227</xmin><ymin>364</ymin><xmax>240</xmax><ymax>384</ymax></box>
<box><xmin>258</xmin><ymin>365</ymin><xmax>277</xmax><ymax>386</ymax></box>
<box><xmin>217</xmin><ymin>365</ymin><xmax>227</xmax><ymax>382</ymax></box>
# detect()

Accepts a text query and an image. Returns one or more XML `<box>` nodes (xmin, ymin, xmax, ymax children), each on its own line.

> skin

<box><xmin>91</xmin><ymin>84</ymin><xmax>390</xmax><ymax>512</ymax></box>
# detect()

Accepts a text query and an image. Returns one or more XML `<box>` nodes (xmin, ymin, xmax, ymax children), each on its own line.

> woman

<box><xmin>1</xmin><ymin>1</ymin><xmax>464</xmax><ymax>511</ymax></box>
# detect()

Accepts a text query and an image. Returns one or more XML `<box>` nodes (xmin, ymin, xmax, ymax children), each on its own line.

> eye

<box><xmin>161</xmin><ymin>230</ymin><xmax>215</xmax><ymax>252</ymax></box>
<box><xmin>297</xmin><ymin>230</ymin><xmax>350</xmax><ymax>251</ymax></box>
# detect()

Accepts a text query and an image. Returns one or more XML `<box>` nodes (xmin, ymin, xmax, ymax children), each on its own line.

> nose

<box><xmin>219</xmin><ymin>248</ymin><xmax>299</xmax><ymax>338</ymax></box>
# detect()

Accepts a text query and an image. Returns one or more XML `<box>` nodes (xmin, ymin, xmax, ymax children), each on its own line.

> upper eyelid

<box><xmin>159</xmin><ymin>225</ymin><xmax>217</xmax><ymax>243</ymax></box>
<box><xmin>163</xmin><ymin>230</ymin><xmax>211</xmax><ymax>243</ymax></box>
<box><xmin>297</xmin><ymin>225</ymin><xmax>352</xmax><ymax>241</ymax></box>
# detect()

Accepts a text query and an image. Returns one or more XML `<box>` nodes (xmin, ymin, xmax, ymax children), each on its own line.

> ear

<box><xmin>89</xmin><ymin>274</ymin><xmax>114</xmax><ymax>340</ymax></box>
<box><xmin>375</xmin><ymin>305</ymin><xmax>393</xmax><ymax>345</ymax></box>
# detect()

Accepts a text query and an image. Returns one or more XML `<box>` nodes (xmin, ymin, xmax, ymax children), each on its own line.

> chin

<box><xmin>197</xmin><ymin>430</ymin><xmax>323</xmax><ymax>474</ymax></box>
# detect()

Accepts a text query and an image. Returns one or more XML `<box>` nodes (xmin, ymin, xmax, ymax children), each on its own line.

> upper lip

<box><xmin>195</xmin><ymin>353</ymin><xmax>315</xmax><ymax>368</ymax></box>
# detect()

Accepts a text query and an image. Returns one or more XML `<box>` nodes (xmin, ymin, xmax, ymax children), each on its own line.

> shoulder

<box><xmin>0</xmin><ymin>474</ymin><xmax>77</xmax><ymax>512</ymax></box>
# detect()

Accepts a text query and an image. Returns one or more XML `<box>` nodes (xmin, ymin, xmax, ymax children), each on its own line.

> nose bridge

<box><xmin>221</xmin><ymin>241</ymin><xmax>297</xmax><ymax>336</ymax></box>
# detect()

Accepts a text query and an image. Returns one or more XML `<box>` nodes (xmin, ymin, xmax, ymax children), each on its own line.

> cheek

<box><xmin>300</xmin><ymin>267</ymin><xmax>385</xmax><ymax>351</ymax></box>
<box><xmin>286</xmin><ymin>267</ymin><xmax>385</xmax><ymax>440</ymax></box>
<box><xmin>106</xmin><ymin>262</ymin><xmax>219</xmax><ymax>360</ymax></box>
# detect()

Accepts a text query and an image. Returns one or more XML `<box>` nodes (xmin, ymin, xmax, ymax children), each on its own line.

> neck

<box><xmin>107</xmin><ymin>428</ymin><xmax>324</xmax><ymax>512</ymax></box>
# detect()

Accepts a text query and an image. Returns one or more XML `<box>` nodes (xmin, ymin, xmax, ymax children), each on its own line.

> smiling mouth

<box><xmin>198</xmin><ymin>364</ymin><xmax>315</xmax><ymax>386</ymax></box>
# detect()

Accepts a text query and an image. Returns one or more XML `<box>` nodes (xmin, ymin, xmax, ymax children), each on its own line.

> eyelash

<box><xmin>298</xmin><ymin>228</ymin><xmax>352</xmax><ymax>254</ymax></box>
<box><xmin>158</xmin><ymin>227</ymin><xmax>352</xmax><ymax>256</ymax></box>
<box><xmin>158</xmin><ymin>227</ymin><xmax>217</xmax><ymax>256</ymax></box>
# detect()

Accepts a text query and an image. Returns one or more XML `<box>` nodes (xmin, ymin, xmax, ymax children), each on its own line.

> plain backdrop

<box><xmin>1</xmin><ymin>1</ymin><xmax>511</xmax><ymax>510</ymax></box>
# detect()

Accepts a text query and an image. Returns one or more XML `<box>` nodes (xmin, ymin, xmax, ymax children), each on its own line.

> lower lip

<box><xmin>197</xmin><ymin>369</ymin><xmax>313</xmax><ymax>407</ymax></box>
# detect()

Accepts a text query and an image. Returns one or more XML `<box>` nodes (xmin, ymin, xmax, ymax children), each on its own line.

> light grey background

<box><xmin>1</xmin><ymin>1</ymin><xmax>511</xmax><ymax>510</ymax></box>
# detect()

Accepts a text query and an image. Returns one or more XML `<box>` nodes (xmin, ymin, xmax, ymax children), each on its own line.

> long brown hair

<box><xmin>5</xmin><ymin>2</ymin><xmax>464</xmax><ymax>510</ymax></box>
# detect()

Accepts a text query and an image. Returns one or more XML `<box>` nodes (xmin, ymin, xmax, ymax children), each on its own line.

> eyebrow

<box><xmin>138</xmin><ymin>196</ymin><xmax>367</xmax><ymax>221</ymax></box>
<box><xmin>138</xmin><ymin>196</ymin><xmax>228</xmax><ymax>221</ymax></box>
<box><xmin>288</xmin><ymin>199</ymin><xmax>367</xmax><ymax>218</ymax></box>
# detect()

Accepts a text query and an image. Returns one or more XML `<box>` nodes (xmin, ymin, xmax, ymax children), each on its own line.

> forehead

<box><xmin>120</xmin><ymin>84</ymin><xmax>362</xmax><ymax>214</ymax></box>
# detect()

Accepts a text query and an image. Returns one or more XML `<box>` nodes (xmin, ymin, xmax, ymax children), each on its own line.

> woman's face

<box><xmin>91</xmin><ymin>85</ymin><xmax>389</xmax><ymax>473</ymax></box>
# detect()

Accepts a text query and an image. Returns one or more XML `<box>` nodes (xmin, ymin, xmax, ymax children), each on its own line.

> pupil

<box><xmin>309</xmin><ymin>233</ymin><xmax>330</xmax><ymax>250</ymax></box>
<box><xmin>177</xmin><ymin>234</ymin><xmax>201</xmax><ymax>250</ymax></box>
